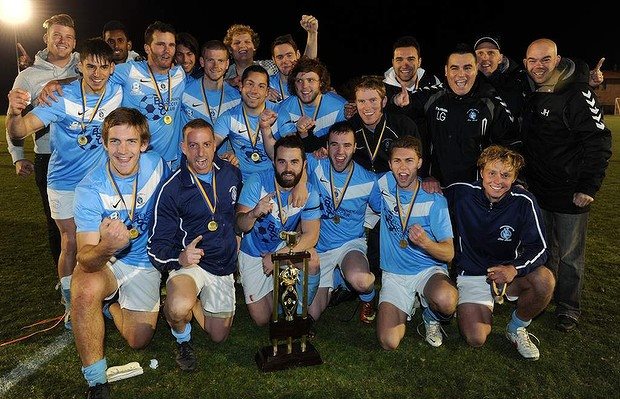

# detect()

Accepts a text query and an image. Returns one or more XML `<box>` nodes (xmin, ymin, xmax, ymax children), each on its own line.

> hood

<box><xmin>383</xmin><ymin>67</ymin><xmax>429</xmax><ymax>90</ymax></box>
<box><xmin>527</xmin><ymin>57</ymin><xmax>589</xmax><ymax>93</ymax></box>
<box><xmin>33</xmin><ymin>49</ymin><xmax>80</xmax><ymax>71</ymax></box>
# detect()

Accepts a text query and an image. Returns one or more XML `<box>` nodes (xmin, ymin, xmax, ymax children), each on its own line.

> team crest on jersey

<box><xmin>466</xmin><ymin>109</ymin><xmax>479</xmax><ymax>122</ymax></box>
<box><xmin>160</xmin><ymin>82</ymin><xmax>167</xmax><ymax>90</ymax></box>
<box><xmin>382</xmin><ymin>138</ymin><xmax>394</xmax><ymax>152</ymax></box>
<box><xmin>229</xmin><ymin>186</ymin><xmax>237</xmax><ymax>204</ymax></box>
<box><xmin>498</xmin><ymin>225</ymin><xmax>514</xmax><ymax>242</ymax></box>
<box><xmin>69</xmin><ymin>121</ymin><xmax>81</xmax><ymax>130</ymax></box>
<box><xmin>131</xmin><ymin>82</ymin><xmax>142</xmax><ymax>94</ymax></box>
<box><xmin>137</xmin><ymin>195</ymin><xmax>144</xmax><ymax>206</ymax></box>
<box><xmin>109</xmin><ymin>211</ymin><xmax>120</xmax><ymax>220</ymax></box>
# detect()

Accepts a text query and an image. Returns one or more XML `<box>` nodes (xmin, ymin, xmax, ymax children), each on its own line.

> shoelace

<box><xmin>515</xmin><ymin>328</ymin><xmax>540</xmax><ymax>348</ymax></box>
<box><xmin>416</xmin><ymin>321</ymin><xmax>447</xmax><ymax>340</ymax></box>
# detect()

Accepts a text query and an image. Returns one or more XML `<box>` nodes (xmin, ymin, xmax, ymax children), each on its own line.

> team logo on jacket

<box><xmin>466</xmin><ymin>109</ymin><xmax>479</xmax><ymax>122</ymax></box>
<box><xmin>498</xmin><ymin>225</ymin><xmax>514</xmax><ymax>242</ymax></box>
<box><xmin>229</xmin><ymin>186</ymin><xmax>237</xmax><ymax>204</ymax></box>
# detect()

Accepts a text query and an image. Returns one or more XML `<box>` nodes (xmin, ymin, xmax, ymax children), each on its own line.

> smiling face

<box><xmin>475</xmin><ymin>42</ymin><xmax>503</xmax><ymax>77</ymax></box>
<box><xmin>104</xmin><ymin>29</ymin><xmax>131</xmax><ymax>63</ymax></box>
<box><xmin>328</xmin><ymin>130</ymin><xmax>356</xmax><ymax>172</ymax></box>
<box><xmin>445</xmin><ymin>52</ymin><xmax>477</xmax><ymax>96</ymax></box>
<box><xmin>355</xmin><ymin>87</ymin><xmax>387</xmax><ymax>128</ymax></box>
<box><xmin>273</xmin><ymin>43</ymin><xmax>300</xmax><ymax>77</ymax></box>
<box><xmin>294</xmin><ymin>72</ymin><xmax>321</xmax><ymax>105</ymax></box>
<box><xmin>230</xmin><ymin>32</ymin><xmax>255</xmax><ymax>64</ymax></box>
<box><xmin>389</xmin><ymin>147</ymin><xmax>422</xmax><ymax>190</ymax></box>
<box><xmin>392</xmin><ymin>46</ymin><xmax>421</xmax><ymax>84</ymax></box>
<box><xmin>79</xmin><ymin>54</ymin><xmax>114</xmax><ymax>94</ymax></box>
<box><xmin>201</xmin><ymin>48</ymin><xmax>229</xmax><ymax>82</ymax></box>
<box><xmin>240</xmin><ymin>70</ymin><xmax>269</xmax><ymax>111</ymax></box>
<box><xmin>45</xmin><ymin>23</ymin><xmax>76</xmax><ymax>62</ymax></box>
<box><xmin>182</xmin><ymin>125</ymin><xmax>216</xmax><ymax>175</ymax></box>
<box><xmin>524</xmin><ymin>39</ymin><xmax>561</xmax><ymax>86</ymax></box>
<box><xmin>481</xmin><ymin>160</ymin><xmax>517</xmax><ymax>203</ymax></box>
<box><xmin>105</xmin><ymin>124</ymin><xmax>148</xmax><ymax>177</ymax></box>
<box><xmin>175</xmin><ymin>43</ymin><xmax>196</xmax><ymax>74</ymax></box>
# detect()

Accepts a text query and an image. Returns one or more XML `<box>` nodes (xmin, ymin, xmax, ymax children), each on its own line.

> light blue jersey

<box><xmin>31</xmin><ymin>80</ymin><xmax>123</xmax><ymax>191</ymax></box>
<box><xmin>213</xmin><ymin>102</ymin><xmax>278</xmax><ymax>181</ymax></box>
<box><xmin>369</xmin><ymin>174</ymin><xmax>453</xmax><ymax>275</ymax></box>
<box><xmin>74</xmin><ymin>151</ymin><xmax>169</xmax><ymax>268</ymax></box>
<box><xmin>307</xmin><ymin>155</ymin><xmax>377</xmax><ymax>252</ymax></box>
<box><xmin>276</xmin><ymin>92</ymin><xmax>347</xmax><ymax>139</ymax></box>
<box><xmin>238</xmin><ymin>170</ymin><xmax>320</xmax><ymax>257</ymax></box>
<box><xmin>182</xmin><ymin>78</ymin><xmax>241</xmax><ymax>156</ymax></box>
<box><xmin>269</xmin><ymin>73</ymin><xmax>291</xmax><ymax>104</ymax></box>
<box><xmin>110</xmin><ymin>61</ymin><xmax>185</xmax><ymax>163</ymax></box>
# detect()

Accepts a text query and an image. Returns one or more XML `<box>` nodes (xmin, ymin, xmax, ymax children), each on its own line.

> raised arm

<box><xmin>300</xmin><ymin>15</ymin><xmax>319</xmax><ymax>59</ymax></box>
<box><xmin>76</xmin><ymin>218</ymin><xmax>130</xmax><ymax>273</ymax></box>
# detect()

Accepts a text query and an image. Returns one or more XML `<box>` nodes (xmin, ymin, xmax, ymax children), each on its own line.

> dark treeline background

<box><xmin>1</xmin><ymin>0</ymin><xmax>616</xmax><ymax>111</ymax></box>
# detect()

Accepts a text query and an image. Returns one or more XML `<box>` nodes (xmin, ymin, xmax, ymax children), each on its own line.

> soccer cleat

<box><xmin>328</xmin><ymin>286</ymin><xmax>356</xmax><ymax>307</ymax></box>
<box><xmin>86</xmin><ymin>382</ymin><xmax>110</xmax><ymax>399</ymax></box>
<box><xmin>555</xmin><ymin>315</ymin><xmax>578</xmax><ymax>332</ymax></box>
<box><xmin>359</xmin><ymin>301</ymin><xmax>376</xmax><ymax>324</ymax></box>
<box><xmin>424</xmin><ymin>319</ymin><xmax>443</xmax><ymax>347</ymax></box>
<box><xmin>176</xmin><ymin>341</ymin><xmax>197</xmax><ymax>371</ymax></box>
<box><xmin>506</xmin><ymin>326</ymin><xmax>540</xmax><ymax>361</ymax></box>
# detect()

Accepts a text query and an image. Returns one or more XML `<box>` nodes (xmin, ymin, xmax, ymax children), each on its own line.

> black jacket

<box><xmin>521</xmin><ymin>58</ymin><xmax>612</xmax><ymax>213</ymax></box>
<box><xmin>480</xmin><ymin>56</ymin><xmax>529</xmax><ymax>120</ymax></box>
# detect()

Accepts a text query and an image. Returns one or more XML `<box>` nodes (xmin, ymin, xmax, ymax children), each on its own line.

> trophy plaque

<box><xmin>255</xmin><ymin>230</ymin><xmax>323</xmax><ymax>371</ymax></box>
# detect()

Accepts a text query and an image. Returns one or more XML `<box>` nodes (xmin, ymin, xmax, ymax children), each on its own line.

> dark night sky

<box><xmin>1</xmin><ymin>0</ymin><xmax>617</xmax><ymax>111</ymax></box>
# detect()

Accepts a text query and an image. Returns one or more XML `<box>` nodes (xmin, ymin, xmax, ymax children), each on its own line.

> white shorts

<box><xmin>318</xmin><ymin>237</ymin><xmax>367</xmax><ymax>288</ymax></box>
<box><xmin>47</xmin><ymin>188</ymin><xmax>75</xmax><ymax>220</ymax></box>
<box><xmin>456</xmin><ymin>275</ymin><xmax>518</xmax><ymax>310</ymax></box>
<box><xmin>238</xmin><ymin>251</ymin><xmax>274</xmax><ymax>304</ymax></box>
<box><xmin>168</xmin><ymin>266</ymin><xmax>235</xmax><ymax>317</ymax></box>
<box><xmin>105</xmin><ymin>259</ymin><xmax>161</xmax><ymax>312</ymax></box>
<box><xmin>379</xmin><ymin>266</ymin><xmax>447</xmax><ymax>318</ymax></box>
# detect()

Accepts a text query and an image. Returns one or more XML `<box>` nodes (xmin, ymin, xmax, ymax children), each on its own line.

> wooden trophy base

<box><xmin>255</xmin><ymin>341</ymin><xmax>323</xmax><ymax>372</ymax></box>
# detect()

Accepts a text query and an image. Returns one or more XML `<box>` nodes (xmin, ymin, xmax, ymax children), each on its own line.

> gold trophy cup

<box><xmin>255</xmin><ymin>230</ymin><xmax>322</xmax><ymax>371</ymax></box>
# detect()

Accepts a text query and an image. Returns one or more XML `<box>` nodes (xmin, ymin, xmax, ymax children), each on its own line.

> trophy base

<box><xmin>255</xmin><ymin>341</ymin><xmax>322</xmax><ymax>372</ymax></box>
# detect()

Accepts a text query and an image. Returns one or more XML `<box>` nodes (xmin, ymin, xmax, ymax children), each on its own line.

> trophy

<box><xmin>255</xmin><ymin>230</ymin><xmax>323</xmax><ymax>371</ymax></box>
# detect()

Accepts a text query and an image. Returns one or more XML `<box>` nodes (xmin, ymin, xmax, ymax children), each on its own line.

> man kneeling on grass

<box><xmin>369</xmin><ymin>136</ymin><xmax>458</xmax><ymax>350</ymax></box>
<box><xmin>444</xmin><ymin>145</ymin><xmax>555</xmax><ymax>360</ymax></box>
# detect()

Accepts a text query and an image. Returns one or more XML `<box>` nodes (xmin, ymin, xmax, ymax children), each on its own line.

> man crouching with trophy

<box><xmin>236</xmin><ymin>135</ymin><xmax>322</xmax><ymax>370</ymax></box>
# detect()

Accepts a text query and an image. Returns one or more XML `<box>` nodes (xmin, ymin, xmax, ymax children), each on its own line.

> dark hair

<box><xmin>446</xmin><ymin>42</ymin><xmax>475</xmax><ymax>64</ymax></box>
<box><xmin>103</xmin><ymin>107</ymin><xmax>150</xmax><ymax>144</ymax></box>
<box><xmin>78</xmin><ymin>37</ymin><xmax>114</xmax><ymax>64</ymax></box>
<box><xmin>201</xmin><ymin>39</ymin><xmax>229</xmax><ymax>56</ymax></box>
<box><xmin>176</xmin><ymin>32</ymin><xmax>199</xmax><ymax>56</ymax></box>
<box><xmin>274</xmin><ymin>135</ymin><xmax>306</xmax><ymax>162</ymax></box>
<box><xmin>144</xmin><ymin>21</ymin><xmax>176</xmax><ymax>45</ymax></box>
<box><xmin>271</xmin><ymin>34</ymin><xmax>299</xmax><ymax>55</ymax></box>
<box><xmin>241</xmin><ymin>64</ymin><xmax>269</xmax><ymax>84</ymax></box>
<box><xmin>182</xmin><ymin>118</ymin><xmax>214</xmax><ymax>139</ymax></box>
<box><xmin>101</xmin><ymin>20</ymin><xmax>128</xmax><ymax>37</ymax></box>
<box><xmin>390</xmin><ymin>135</ymin><xmax>423</xmax><ymax>159</ymax></box>
<box><xmin>287</xmin><ymin>57</ymin><xmax>331</xmax><ymax>95</ymax></box>
<box><xmin>328</xmin><ymin>121</ymin><xmax>356</xmax><ymax>144</ymax></box>
<box><xmin>392</xmin><ymin>36</ymin><xmax>421</xmax><ymax>55</ymax></box>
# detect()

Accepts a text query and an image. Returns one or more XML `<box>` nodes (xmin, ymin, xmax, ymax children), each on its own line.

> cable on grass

<box><xmin>0</xmin><ymin>313</ymin><xmax>65</xmax><ymax>348</ymax></box>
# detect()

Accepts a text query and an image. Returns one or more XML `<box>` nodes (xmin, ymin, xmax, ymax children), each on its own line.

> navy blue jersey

<box><xmin>444</xmin><ymin>182</ymin><xmax>547</xmax><ymax>277</ymax></box>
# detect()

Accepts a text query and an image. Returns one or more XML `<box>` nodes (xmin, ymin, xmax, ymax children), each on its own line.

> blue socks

<box><xmin>359</xmin><ymin>289</ymin><xmax>376</xmax><ymax>303</ymax></box>
<box><xmin>423</xmin><ymin>307</ymin><xmax>453</xmax><ymax>323</ymax></box>
<box><xmin>82</xmin><ymin>358</ymin><xmax>107</xmax><ymax>387</ymax></box>
<box><xmin>296</xmin><ymin>271</ymin><xmax>320</xmax><ymax>314</ymax></box>
<box><xmin>171</xmin><ymin>323</ymin><xmax>192</xmax><ymax>344</ymax></box>
<box><xmin>507</xmin><ymin>310</ymin><xmax>531</xmax><ymax>333</ymax></box>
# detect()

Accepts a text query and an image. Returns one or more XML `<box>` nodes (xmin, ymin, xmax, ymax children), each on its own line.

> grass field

<box><xmin>0</xmin><ymin>116</ymin><xmax>618</xmax><ymax>399</ymax></box>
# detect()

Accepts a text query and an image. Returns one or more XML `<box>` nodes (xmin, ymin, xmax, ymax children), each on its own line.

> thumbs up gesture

<box><xmin>393</xmin><ymin>81</ymin><xmax>410</xmax><ymax>107</ymax></box>
<box><xmin>179</xmin><ymin>235</ymin><xmax>204</xmax><ymax>267</ymax></box>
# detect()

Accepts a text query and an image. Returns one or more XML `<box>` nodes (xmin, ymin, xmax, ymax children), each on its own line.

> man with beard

<box><xmin>368</xmin><ymin>136</ymin><xmax>457</xmax><ymax>350</ymax></box>
<box><xmin>7</xmin><ymin>38</ymin><xmax>123</xmax><ymax>330</ymax></box>
<box><xmin>102</xmin><ymin>20</ymin><xmax>142</xmax><ymax>64</ymax></box>
<box><xmin>306</xmin><ymin>121</ymin><xmax>378</xmax><ymax>324</ymax></box>
<box><xmin>148</xmin><ymin>119</ymin><xmax>241</xmax><ymax>372</ymax></box>
<box><xmin>236</xmin><ymin>135</ymin><xmax>321</xmax><ymax>326</ymax></box>
<box><xmin>521</xmin><ymin>38</ymin><xmax>611</xmax><ymax>333</ymax></box>
<box><xmin>276</xmin><ymin>57</ymin><xmax>347</xmax><ymax>152</ymax></box>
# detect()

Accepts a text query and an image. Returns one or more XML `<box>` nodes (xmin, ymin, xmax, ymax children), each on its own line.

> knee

<box><xmin>348</xmin><ymin>272</ymin><xmax>375</xmax><ymax>293</ymax></box>
<box><xmin>209</xmin><ymin>329</ymin><xmax>231</xmax><ymax>343</ymax></box>
<box><xmin>432</xmin><ymin>288</ymin><xmax>458</xmax><ymax>315</ymax></box>
<box><xmin>463</xmin><ymin>331</ymin><xmax>487</xmax><ymax>348</ymax></box>
<box><xmin>164</xmin><ymin>299</ymin><xmax>193</xmax><ymax>323</ymax></box>
<box><xmin>71</xmin><ymin>275</ymin><xmax>107</xmax><ymax>305</ymax></box>
<box><xmin>126</xmin><ymin>330</ymin><xmax>155</xmax><ymax>349</ymax></box>
<box><xmin>378</xmin><ymin>332</ymin><xmax>400</xmax><ymax>351</ymax></box>
<box><xmin>530</xmin><ymin>267</ymin><xmax>556</xmax><ymax>297</ymax></box>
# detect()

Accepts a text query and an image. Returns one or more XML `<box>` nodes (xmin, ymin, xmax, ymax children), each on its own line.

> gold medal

<box><xmin>77</xmin><ymin>135</ymin><xmax>88</xmax><ymax>146</ymax></box>
<box><xmin>163</xmin><ymin>115</ymin><xmax>172</xmax><ymax>125</ymax></box>
<box><xmin>207</xmin><ymin>220</ymin><xmax>218</xmax><ymax>232</ymax></box>
<box><xmin>399</xmin><ymin>239</ymin><xmax>408</xmax><ymax>249</ymax></box>
<box><xmin>128</xmin><ymin>227</ymin><xmax>139</xmax><ymax>240</ymax></box>
<box><xmin>250</xmin><ymin>152</ymin><xmax>261</xmax><ymax>162</ymax></box>
<box><xmin>333</xmin><ymin>215</ymin><xmax>340</xmax><ymax>224</ymax></box>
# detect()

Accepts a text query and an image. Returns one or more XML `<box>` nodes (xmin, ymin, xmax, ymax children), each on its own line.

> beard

<box><xmin>275</xmin><ymin>169</ymin><xmax>302</xmax><ymax>189</ymax></box>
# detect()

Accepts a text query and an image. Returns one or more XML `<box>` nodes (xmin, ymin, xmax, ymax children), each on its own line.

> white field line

<box><xmin>0</xmin><ymin>332</ymin><xmax>72</xmax><ymax>397</ymax></box>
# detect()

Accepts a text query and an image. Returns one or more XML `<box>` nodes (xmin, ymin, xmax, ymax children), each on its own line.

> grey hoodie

<box><xmin>7</xmin><ymin>49</ymin><xmax>80</xmax><ymax>162</ymax></box>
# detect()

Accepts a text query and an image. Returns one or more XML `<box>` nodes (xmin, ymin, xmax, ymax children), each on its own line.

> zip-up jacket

<box><xmin>445</xmin><ymin>181</ymin><xmax>548</xmax><ymax>277</ymax></box>
<box><xmin>521</xmin><ymin>58</ymin><xmax>612</xmax><ymax>214</ymax></box>
<box><xmin>147</xmin><ymin>158</ymin><xmax>242</xmax><ymax>275</ymax></box>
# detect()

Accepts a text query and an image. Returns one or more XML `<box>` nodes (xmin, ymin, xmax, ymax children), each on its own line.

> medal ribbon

<box><xmin>242</xmin><ymin>105</ymin><xmax>264</xmax><ymax>151</ymax></box>
<box><xmin>201</xmin><ymin>78</ymin><xmax>224</xmax><ymax>124</ymax></box>
<box><xmin>297</xmin><ymin>94</ymin><xmax>323</xmax><ymax>122</ymax></box>
<box><xmin>329</xmin><ymin>163</ymin><xmax>354</xmax><ymax>213</ymax></box>
<box><xmin>80</xmin><ymin>79</ymin><xmax>106</xmax><ymax>133</ymax></box>
<box><xmin>147</xmin><ymin>64</ymin><xmax>171</xmax><ymax>112</ymax></box>
<box><xmin>396</xmin><ymin>180</ymin><xmax>420</xmax><ymax>239</ymax></box>
<box><xmin>274</xmin><ymin>177</ymin><xmax>289</xmax><ymax>226</ymax></box>
<box><xmin>188</xmin><ymin>167</ymin><xmax>217</xmax><ymax>217</ymax></box>
<box><xmin>106</xmin><ymin>162</ymin><xmax>138</xmax><ymax>226</ymax></box>
<box><xmin>361</xmin><ymin>118</ymin><xmax>387</xmax><ymax>165</ymax></box>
